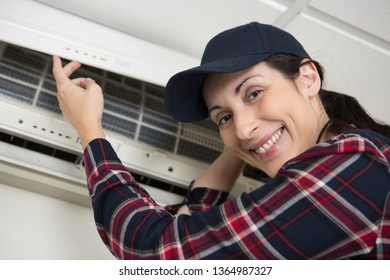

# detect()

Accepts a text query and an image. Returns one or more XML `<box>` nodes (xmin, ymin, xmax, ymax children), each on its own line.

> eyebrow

<box><xmin>235</xmin><ymin>76</ymin><xmax>253</xmax><ymax>94</ymax></box>
<box><xmin>208</xmin><ymin>75</ymin><xmax>263</xmax><ymax>116</ymax></box>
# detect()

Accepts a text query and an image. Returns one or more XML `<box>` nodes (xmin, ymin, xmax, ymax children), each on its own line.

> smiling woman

<box><xmin>53</xmin><ymin>22</ymin><xmax>390</xmax><ymax>259</ymax></box>
<box><xmin>202</xmin><ymin>60</ymin><xmax>327</xmax><ymax>177</ymax></box>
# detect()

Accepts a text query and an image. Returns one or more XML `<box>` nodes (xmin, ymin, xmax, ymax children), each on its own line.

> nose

<box><xmin>234</xmin><ymin>109</ymin><xmax>258</xmax><ymax>140</ymax></box>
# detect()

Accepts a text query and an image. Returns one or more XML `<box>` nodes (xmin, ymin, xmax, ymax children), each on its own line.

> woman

<box><xmin>53</xmin><ymin>22</ymin><xmax>390</xmax><ymax>259</ymax></box>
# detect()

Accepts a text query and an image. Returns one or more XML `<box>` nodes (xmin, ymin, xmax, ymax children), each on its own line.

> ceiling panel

<box><xmin>287</xmin><ymin>15</ymin><xmax>390</xmax><ymax>123</ymax></box>
<box><xmin>310</xmin><ymin>0</ymin><xmax>390</xmax><ymax>42</ymax></box>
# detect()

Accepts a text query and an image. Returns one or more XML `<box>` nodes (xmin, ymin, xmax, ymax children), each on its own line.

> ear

<box><xmin>297</xmin><ymin>60</ymin><xmax>321</xmax><ymax>97</ymax></box>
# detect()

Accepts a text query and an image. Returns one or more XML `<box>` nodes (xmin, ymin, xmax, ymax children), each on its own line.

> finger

<box><xmin>62</xmin><ymin>60</ymin><xmax>82</xmax><ymax>78</ymax></box>
<box><xmin>83</xmin><ymin>78</ymin><xmax>102</xmax><ymax>97</ymax></box>
<box><xmin>52</xmin><ymin>56</ymin><xmax>82</xmax><ymax>82</ymax></box>
<box><xmin>71</xmin><ymin>77</ymin><xmax>90</xmax><ymax>88</ymax></box>
<box><xmin>70</xmin><ymin>77</ymin><xmax>97</xmax><ymax>90</ymax></box>
<box><xmin>83</xmin><ymin>78</ymin><xmax>97</xmax><ymax>89</ymax></box>
<box><xmin>52</xmin><ymin>55</ymin><xmax>66</xmax><ymax>83</ymax></box>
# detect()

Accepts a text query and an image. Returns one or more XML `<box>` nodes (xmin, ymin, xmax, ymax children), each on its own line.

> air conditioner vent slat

<box><xmin>0</xmin><ymin>131</ymin><xmax>81</xmax><ymax>164</ymax></box>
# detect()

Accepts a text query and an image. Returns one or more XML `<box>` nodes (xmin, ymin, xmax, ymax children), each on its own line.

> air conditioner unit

<box><xmin>0</xmin><ymin>0</ymin><xmax>265</xmax><ymax>208</ymax></box>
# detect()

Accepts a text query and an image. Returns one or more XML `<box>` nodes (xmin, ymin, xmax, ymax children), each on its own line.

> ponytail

<box><xmin>319</xmin><ymin>89</ymin><xmax>390</xmax><ymax>138</ymax></box>
<box><xmin>264</xmin><ymin>54</ymin><xmax>390</xmax><ymax>139</ymax></box>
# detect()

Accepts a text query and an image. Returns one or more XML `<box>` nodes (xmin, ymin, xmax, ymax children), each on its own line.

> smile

<box><xmin>254</xmin><ymin>128</ymin><xmax>283</xmax><ymax>155</ymax></box>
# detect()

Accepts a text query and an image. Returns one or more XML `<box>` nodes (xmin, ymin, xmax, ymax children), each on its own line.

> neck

<box><xmin>316</xmin><ymin>119</ymin><xmax>331</xmax><ymax>144</ymax></box>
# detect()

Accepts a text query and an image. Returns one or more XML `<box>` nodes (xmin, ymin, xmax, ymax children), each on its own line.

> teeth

<box><xmin>256</xmin><ymin>129</ymin><xmax>282</xmax><ymax>155</ymax></box>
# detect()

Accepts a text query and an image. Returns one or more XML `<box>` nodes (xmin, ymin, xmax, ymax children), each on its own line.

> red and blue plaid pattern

<box><xmin>83</xmin><ymin>129</ymin><xmax>390</xmax><ymax>259</ymax></box>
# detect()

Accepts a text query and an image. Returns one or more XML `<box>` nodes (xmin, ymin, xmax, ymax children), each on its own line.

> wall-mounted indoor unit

<box><xmin>0</xmin><ymin>0</ymin><xmax>265</xmax><ymax>208</ymax></box>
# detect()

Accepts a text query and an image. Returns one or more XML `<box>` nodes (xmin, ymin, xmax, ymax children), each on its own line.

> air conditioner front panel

<box><xmin>0</xmin><ymin>0</ymin><xmax>199</xmax><ymax>87</ymax></box>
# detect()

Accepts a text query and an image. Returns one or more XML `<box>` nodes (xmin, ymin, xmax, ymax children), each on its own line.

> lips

<box><xmin>253</xmin><ymin>128</ymin><xmax>283</xmax><ymax>155</ymax></box>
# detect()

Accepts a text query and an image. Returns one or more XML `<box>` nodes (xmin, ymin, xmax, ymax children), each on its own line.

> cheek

<box><xmin>220</xmin><ymin>129</ymin><xmax>239</xmax><ymax>150</ymax></box>
<box><xmin>220</xmin><ymin>130</ymin><xmax>232</xmax><ymax>146</ymax></box>
<box><xmin>255</xmin><ymin>89</ymin><xmax>290</xmax><ymax>118</ymax></box>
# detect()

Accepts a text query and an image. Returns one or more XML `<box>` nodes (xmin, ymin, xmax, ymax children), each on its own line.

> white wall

<box><xmin>0</xmin><ymin>183</ymin><xmax>114</xmax><ymax>259</ymax></box>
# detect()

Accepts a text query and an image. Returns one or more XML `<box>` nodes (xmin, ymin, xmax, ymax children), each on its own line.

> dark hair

<box><xmin>263</xmin><ymin>54</ymin><xmax>390</xmax><ymax>139</ymax></box>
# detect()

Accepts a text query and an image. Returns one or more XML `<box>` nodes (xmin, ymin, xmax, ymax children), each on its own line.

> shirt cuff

<box><xmin>84</xmin><ymin>138</ymin><xmax>121</xmax><ymax>164</ymax></box>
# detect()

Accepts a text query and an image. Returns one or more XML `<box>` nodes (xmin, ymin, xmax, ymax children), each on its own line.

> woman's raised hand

<box><xmin>52</xmin><ymin>56</ymin><xmax>105</xmax><ymax>149</ymax></box>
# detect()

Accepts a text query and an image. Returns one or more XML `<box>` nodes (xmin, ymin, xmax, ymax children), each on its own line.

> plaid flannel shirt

<box><xmin>84</xmin><ymin>129</ymin><xmax>390</xmax><ymax>259</ymax></box>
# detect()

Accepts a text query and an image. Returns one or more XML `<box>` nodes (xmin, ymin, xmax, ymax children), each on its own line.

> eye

<box><xmin>247</xmin><ymin>89</ymin><xmax>262</xmax><ymax>101</ymax></box>
<box><xmin>218</xmin><ymin>114</ymin><xmax>232</xmax><ymax>127</ymax></box>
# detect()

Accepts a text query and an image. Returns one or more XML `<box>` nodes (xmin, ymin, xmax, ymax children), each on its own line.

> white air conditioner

<box><xmin>0</xmin><ymin>0</ymin><xmax>264</xmax><ymax>208</ymax></box>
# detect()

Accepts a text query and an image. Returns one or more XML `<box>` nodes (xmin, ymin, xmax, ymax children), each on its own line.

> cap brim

<box><xmin>164</xmin><ymin>53</ymin><xmax>272</xmax><ymax>122</ymax></box>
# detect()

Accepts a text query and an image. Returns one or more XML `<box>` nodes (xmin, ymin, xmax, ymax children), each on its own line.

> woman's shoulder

<box><xmin>330</xmin><ymin>129</ymin><xmax>390</xmax><ymax>155</ymax></box>
<box><xmin>287</xmin><ymin>129</ymin><xmax>390</xmax><ymax>167</ymax></box>
<box><xmin>333</xmin><ymin>128</ymin><xmax>389</xmax><ymax>143</ymax></box>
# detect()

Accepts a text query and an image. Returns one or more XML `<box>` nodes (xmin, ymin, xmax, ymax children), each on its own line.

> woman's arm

<box><xmin>177</xmin><ymin>147</ymin><xmax>245</xmax><ymax>215</ymax></box>
<box><xmin>191</xmin><ymin>147</ymin><xmax>245</xmax><ymax>192</ymax></box>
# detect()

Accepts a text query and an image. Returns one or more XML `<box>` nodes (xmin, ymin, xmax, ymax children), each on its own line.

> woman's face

<box><xmin>203</xmin><ymin>61</ymin><xmax>323</xmax><ymax>177</ymax></box>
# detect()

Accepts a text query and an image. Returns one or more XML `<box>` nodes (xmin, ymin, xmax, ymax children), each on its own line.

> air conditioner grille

<box><xmin>142</xmin><ymin>110</ymin><xmax>178</xmax><ymax>133</ymax></box>
<box><xmin>105</xmin><ymin>81</ymin><xmax>142</xmax><ymax>105</ymax></box>
<box><xmin>178</xmin><ymin>139</ymin><xmax>221</xmax><ymax>164</ymax></box>
<box><xmin>102</xmin><ymin>113</ymin><xmax>137</xmax><ymax>139</ymax></box>
<box><xmin>0</xmin><ymin>77</ymin><xmax>36</xmax><ymax>104</ymax></box>
<box><xmin>139</xmin><ymin>126</ymin><xmax>176</xmax><ymax>152</ymax></box>
<box><xmin>104</xmin><ymin>96</ymin><xmax>140</xmax><ymax>120</ymax></box>
<box><xmin>42</xmin><ymin>79</ymin><xmax>57</xmax><ymax>92</ymax></box>
<box><xmin>0</xmin><ymin>61</ymin><xmax>41</xmax><ymax>85</ymax></box>
<box><xmin>3</xmin><ymin>44</ymin><xmax>46</xmax><ymax>71</ymax></box>
<box><xmin>0</xmin><ymin>41</ymin><xmax>223</xmax><ymax>164</ymax></box>
<box><xmin>36</xmin><ymin>91</ymin><xmax>60</xmax><ymax>113</ymax></box>
<box><xmin>144</xmin><ymin>96</ymin><xmax>169</xmax><ymax>115</ymax></box>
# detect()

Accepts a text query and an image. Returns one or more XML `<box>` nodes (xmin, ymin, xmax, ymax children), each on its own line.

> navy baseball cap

<box><xmin>164</xmin><ymin>22</ymin><xmax>310</xmax><ymax>122</ymax></box>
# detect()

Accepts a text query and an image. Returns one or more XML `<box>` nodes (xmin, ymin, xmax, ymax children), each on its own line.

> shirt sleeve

<box><xmin>165</xmin><ymin>183</ymin><xmax>229</xmax><ymax>214</ymax></box>
<box><xmin>84</xmin><ymin>131</ymin><xmax>390</xmax><ymax>259</ymax></box>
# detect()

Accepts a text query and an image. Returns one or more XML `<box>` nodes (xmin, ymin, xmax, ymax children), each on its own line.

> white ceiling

<box><xmin>35</xmin><ymin>0</ymin><xmax>390</xmax><ymax>124</ymax></box>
